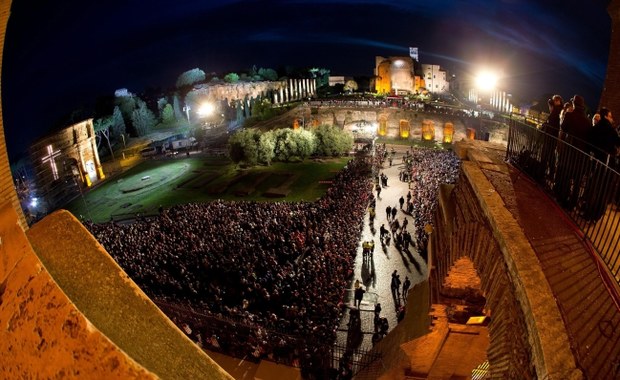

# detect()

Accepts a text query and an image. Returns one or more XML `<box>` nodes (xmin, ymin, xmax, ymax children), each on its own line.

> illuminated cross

<box><xmin>41</xmin><ymin>144</ymin><xmax>62</xmax><ymax>180</ymax></box>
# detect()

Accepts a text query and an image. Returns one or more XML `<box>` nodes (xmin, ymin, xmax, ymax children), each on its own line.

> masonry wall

<box><xmin>600</xmin><ymin>0</ymin><xmax>620</xmax><ymax>113</ymax></box>
<box><xmin>429</xmin><ymin>141</ymin><xmax>582</xmax><ymax>379</ymax></box>
<box><xmin>0</xmin><ymin>1</ymin><xmax>26</xmax><ymax>229</ymax></box>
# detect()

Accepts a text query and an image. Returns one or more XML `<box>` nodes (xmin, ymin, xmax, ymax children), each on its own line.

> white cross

<box><xmin>41</xmin><ymin>145</ymin><xmax>62</xmax><ymax>180</ymax></box>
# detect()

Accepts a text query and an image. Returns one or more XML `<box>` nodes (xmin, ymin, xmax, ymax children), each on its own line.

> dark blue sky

<box><xmin>2</xmin><ymin>0</ymin><xmax>612</xmax><ymax>160</ymax></box>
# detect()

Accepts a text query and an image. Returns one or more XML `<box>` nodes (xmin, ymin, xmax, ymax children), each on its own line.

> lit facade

<box><xmin>421</xmin><ymin>64</ymin><xmax>449</xmax><ymax>94</ymax></box>
<box><xmin>30</xmin><ymin>119</ymin><xmax>104</xmax><ymax>208</ymax></box>
<box><xmin>374</xmin><ymin>56</ymin><xmax>421</xmax><ymax>95</ymax></box>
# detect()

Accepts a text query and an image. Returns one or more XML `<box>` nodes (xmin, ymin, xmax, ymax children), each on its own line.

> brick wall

<box><xmin>0</xmin><ymin>0</ymin><xmax>26</xmax><ymax>229</ymax></box>
<box><xmin>600</xmin><ymin>0</ymin><xmax>620</xmax><ymax>113</ymax></box>
<box><xmin>431</xmin><ymin>178</ymin><xmax>535</xmax><ymax>378</ymax></box>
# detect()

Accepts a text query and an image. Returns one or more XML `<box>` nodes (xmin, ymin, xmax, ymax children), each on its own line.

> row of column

<box><xmin>489</xmin><ymin>90</ymin><xmax>513</xmax><ymax>114</ymax></box>
<box><xmin>273</xmin><ymin>78</ymin><xmax>317</xmax><ymax>104</ymax></box>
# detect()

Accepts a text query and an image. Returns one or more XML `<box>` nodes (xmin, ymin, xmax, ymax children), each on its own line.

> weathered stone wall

<box><xmin>0</xmin><ymin>203</ymin><xmax>155</xmax><ymax>379</ymax></box>
<box><xmin>600</xmin><ymin>0</ymin><xmax>620</xmax><ymax>114</ymax></box>
<box><xmin>0</xmin><ymin>0</ymin><xmax>25</xmax><ymax>229</ymax></box>
<box><xmin>306</xmin><ymin>105</ymin><xmax>509</xmax><ymax>144</ymax></box>
<box><xmin>429</xmin><ymin>141</ymin><xmax>582</xmax><ymax>379</ymax></box>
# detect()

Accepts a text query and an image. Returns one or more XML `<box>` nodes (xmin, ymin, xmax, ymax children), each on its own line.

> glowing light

<box><xmin>197</xmin><ymin>102</ymin><xmax>215</xmax><ymax>117</ymax></box>
<box><xmin>392</xmin><ymin>59</ymin><xmax>405</xmax><ymax>68</ymax></box>
<box><xmin>30</xmin><ymin>198</ymin><xmax>38</xmax><ymax>208</ymax></box>
<box><xmin>475</xmin><ymin>71</ymin><xmax>498</xmax><ymax>91</ymax></box>
<box><xmin>399</xmin><ymin>120</ymin><xmax>410</xmax><ymax>139</ymax></box>
<box><xmin>443</xmin><ymin>122</ymin><xmax>454</xmax><ymax>144</ymax></box>
<box><xmin>422</xmin><ymin>120</ymin><xmax>435</xmax><ymax>141</ymax></box>
<box><xmin>377</xmin><ymin>120</ymin><xmax>388</xmax><ymax>136</ymax></box>
<box><xmin>42</xmin><ymin>145</ymin><xmax>61</xmax><ymax>180</ymax></box>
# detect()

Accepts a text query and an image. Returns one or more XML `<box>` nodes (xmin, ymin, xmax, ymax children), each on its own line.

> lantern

<box><xmin>378</xmin><ymin>120</ymin><xmax>388</xmax><ymax>136</ymax></box>
<box><xmin>293</xmin><ymin>119</ymin><xmax>300</xmax><ymax>130</ymax></box>
<box><xmin>422</xmin><ymin>120</ymin><xmax>435</xmax><ymax>141</ymax></box>
<box><xmin>399</xmin><ymin>120</ymin><xmax>410</xmax><ymax>139</ymax></box>
<box><xmin>443</xmin><ymin>122</ymin><xmax>454</xmax><ymax>143</ymax></box>
<box><xmin>466</xmin><ymin>128</ymin><xmax>476</xmax><ymax>140</ymax></box>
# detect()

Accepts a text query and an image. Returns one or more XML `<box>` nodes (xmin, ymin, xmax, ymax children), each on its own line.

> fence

<box><xmin>153</xmin><ymin>299</ymin><xmax>381</xmax><ymax>377</ymax></box>
<box><xmin>505</xmin><ymin>117</ymin><xmax>620</xmax><ymax>286</ymax></box>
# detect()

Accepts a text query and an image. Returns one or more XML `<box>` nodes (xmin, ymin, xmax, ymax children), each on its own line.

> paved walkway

<box><xmin>338</xmin><ymin>144</ymin><xmax>430</xmax><ymax>351</ymax></box>
<box><xmin>508</xmin><ymin>167</ymin><xmax>620</xmax><ymax>379</ymax></box>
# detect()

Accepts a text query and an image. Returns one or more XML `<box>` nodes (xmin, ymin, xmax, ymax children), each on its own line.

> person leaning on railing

<box><xmin>539</xmin><ymin>95</ymin><xmax>563</xmax><ymax>181</ymax></box>
<box><xmin>554</xmin><ymin>95</ymin><xmax>591</xmax><ymax>210</ymax></box>
<box><xmin>579</xmin><ymin>108</ymin><xmax>620</xmax><ymax>221</ymax></box>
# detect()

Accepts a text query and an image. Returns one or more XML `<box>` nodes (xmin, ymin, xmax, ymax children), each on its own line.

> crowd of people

<box><xmin>399</xmin><ymin>147</ymin><xmax>461</xmax><ymax>253</ymax></box>
<box><xmin>85</xmin><ymin>153</ymin><xmax>374</xmax><ymax>372</ymax></box>
<box><xmin>535</xmin><ymin>94</ymin><xmax>620</xmax><ymax>221</ymax></box>
<box><xmin>84</xmin><ymin>141</ymin><xmax>462</xmax><ymax>375</ymax></box>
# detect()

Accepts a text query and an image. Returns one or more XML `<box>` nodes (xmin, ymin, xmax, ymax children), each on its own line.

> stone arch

<box><xmin>430</xmin><ymin>181</ymin><xmax>536</xmax><ymax>378</ymax></box>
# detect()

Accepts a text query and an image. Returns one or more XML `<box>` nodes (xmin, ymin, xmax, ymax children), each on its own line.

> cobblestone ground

<box><xmin>337</xmin><ymin>144</ymin><xmax>430</xmax><ymax>354</ymax></box>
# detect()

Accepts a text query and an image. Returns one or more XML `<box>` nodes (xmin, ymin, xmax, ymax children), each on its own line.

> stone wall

<box><xmin>429</xmin><ymin>140</ymin><xmax>582</xmax><ymax>379</ymax></box>
<box><xmin>600</xmin><ymin>0</ymin><xmax>620</xmax><ymax>114</ymax></box>
<box><xmin>305</xmin><ymin>105</ymin><xmax>509</xmax><ymax>144</ymax></box>
<box><xmin>0</xmin><ymin>1</ymin><xmax>25</xmax><ymax>229</ymax></box>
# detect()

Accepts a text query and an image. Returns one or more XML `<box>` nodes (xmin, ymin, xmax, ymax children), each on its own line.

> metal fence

<box><xmin>505</xmin><ymin>117</ymin><xmax>620</xmax><ymax>286</ymax></box>
<box><xmin>153</xmin><ymin>299</ymin><xmax>381</xmax><ymax>378</ymax></box>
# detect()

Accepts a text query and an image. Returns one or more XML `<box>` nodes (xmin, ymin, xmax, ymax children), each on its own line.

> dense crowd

<box><xmin>400</xmin><ymin>148</ymin><xmax>461</xmax><ymax>252</ymax></box>
<box><xmin>85</xmin><ymin>154</ymin><xmax>374</xmax><ymax>370</ymax></box>
<box><xmin>85</xmin><ymin>143</ymin><xmax>460</xmax><ymax>375</ymax></box>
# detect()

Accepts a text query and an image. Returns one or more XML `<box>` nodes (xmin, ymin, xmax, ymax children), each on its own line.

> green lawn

<box><xmin>66</xmin><ymin>156</ymin><xmax>351</xmax><ymax>223</ymax></box>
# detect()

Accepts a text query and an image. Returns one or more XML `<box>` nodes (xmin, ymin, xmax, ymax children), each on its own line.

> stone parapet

<box><xmin>446</xmin><ymin>142</ymin><xmax>583</xmax><ymax>379</ymax></box>
<box><xmin>25</xmin><ymin>210</ymin><xmax>233</xmax><ymax>380</ymax></box>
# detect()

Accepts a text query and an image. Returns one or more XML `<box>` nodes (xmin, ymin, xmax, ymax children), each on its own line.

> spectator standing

<box><xmin>402</xmin><ymin>277</ymin><xmax>411</xmax><ymax>301</ymax></box>
<box><xmin>555</xmin><ymin>95</ymin><xmax>591</xmax><ymax>209</ymax></box>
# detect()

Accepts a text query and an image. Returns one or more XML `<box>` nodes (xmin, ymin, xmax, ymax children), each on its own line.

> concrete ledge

<box><xmin>460</xmin><ymin>152</ymin><xmax>582</xmax><ymax>379</ymax></box>
<box><xmin>27</xmin><ymin>210</ymin><xmax>232</xmax><ymax>380</ymax></box>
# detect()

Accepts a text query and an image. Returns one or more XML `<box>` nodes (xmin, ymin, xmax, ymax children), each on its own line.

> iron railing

<box><xmin>506</xmin><ymin>117</ymin><xmax>620</xmax><ymax>285</ymax></box>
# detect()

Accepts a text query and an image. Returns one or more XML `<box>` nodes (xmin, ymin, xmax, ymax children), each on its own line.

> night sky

<box><xmin>1</xmin><ymin>0</ymin><xmax>612</xmax><ymax>161</ymax></box>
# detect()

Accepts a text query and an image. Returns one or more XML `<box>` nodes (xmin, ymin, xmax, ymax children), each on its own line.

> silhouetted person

<box><xmin>555</xmin><ymin>95</ymin><xmax>591</xmax><ymax>209</ymax></box>
<box><xmin>539</xmin><ymin>94</ymin><xmax>563</xmax><ymax>181</ymax></box>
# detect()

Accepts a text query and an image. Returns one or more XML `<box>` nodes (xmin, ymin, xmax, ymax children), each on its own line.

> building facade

<box><xmin>374</xmin><ymin>56</ymin><xmax>423</xmax><ymax>95</ymax></box>
<box><xmin>421</xmin><ymin>64</ymin><xmax>449</xmax><ymax>94</ymax></box>
<box><xmin>29</xmin><ymin>119</ymin><xmax>104</xmax><ymax>209</ymax></box>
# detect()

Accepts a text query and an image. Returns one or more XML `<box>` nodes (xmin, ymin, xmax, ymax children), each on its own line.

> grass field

<box><xmin>66</xmin><ymin>155</ymin><xmax>351</xmax><ymax>223</ymax></box>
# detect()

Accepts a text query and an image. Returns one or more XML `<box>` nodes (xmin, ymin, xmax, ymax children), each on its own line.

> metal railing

<box><xmin>506</xmin><ymin>117</ymin><xmax>620</xmax><ymax>286</ymax></box>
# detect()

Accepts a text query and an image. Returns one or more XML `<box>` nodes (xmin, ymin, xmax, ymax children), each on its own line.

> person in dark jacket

<box><xmin>555</xmin><ymin>95</ymin><xmax>592</xmax><ymax>209</ymax></box>
<box><xmin>588</xmin><ymin>108</ymin><xmax>620</xmax><ymax>163</ymax></box>
<box><xmin>539</xmin><ymin>95</ymin><xmax>563</xmax><ymax>181</ymax></box>
<box><xmin>581</xmin><ymin>108</ymin><xmax>620</xmax><ymax>220</ymax></box>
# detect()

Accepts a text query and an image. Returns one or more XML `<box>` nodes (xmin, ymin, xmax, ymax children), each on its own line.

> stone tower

<box><xmin>601</xmin><ymin>0</ymin><xmax>620</xmax><ymax>113</ymax></box>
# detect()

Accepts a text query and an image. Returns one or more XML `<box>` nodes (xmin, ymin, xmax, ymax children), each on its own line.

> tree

<box><xmin>111</xmin><ymin>106</ymin><xmax>126</xmax><ymax>141</ymax></box>
<box><xmin>176</xmin><ymin>68</ymin><xmax>206</xmax><ymax>88</ymax></box>
<box><xmin>161</xmin><ymin>104</ymin><xmax>175</xmax><ymax>123</ymax></box>
<box><xmin>258</xmin><ymin>67</ymin><xmax>278</xmax><ymax>81</ymax></box>
<box><xmin>131</xmin><ymin>100</ymin><xmax>157</xmax><ymax>136</ymax></box>
<box><xmin>344</xmin><ymin>79</ymin><xmax>358</xmax><ymax>93</ymax></box>
<box><xmin>314</xmin><ymin>125</ymin><xmax>353</xmax><ymax>156</ymax></box>
<box><xmin>228</xmin><ymin>128</ymin><xmax>260</xmax><ymax>165</ymax></box>
<box><xmin>173</xmin><ymin>95</ymin><xmax>184</xmax><ymax>121</ymax></box>
<box><xmin>115</xmin><ymin>95</ymin><xmax>136</xmax><ymax>132</ymax></box>
<box><xmin>258</xmin><ymin>132</ymin><xmax>276</xmax><ymax>165</ymax></box>
<box><xmin>157</xmin><ymin>97</ymin><xmax>168</xmax><ymax>115</ymax></box>
<box><xmin>224</xmin><ymin>72</ymin><xmax>240</xmax><ymax>83</ymax></box>
<box><xmin>295</xmin><ymin>129</ymin><xmax>317</xmax><ymax>159</ymax></box>
<box><xmin>94</xmin><ymin>116</ymin><xmax>115</xmax><ymax>160</ymax></box>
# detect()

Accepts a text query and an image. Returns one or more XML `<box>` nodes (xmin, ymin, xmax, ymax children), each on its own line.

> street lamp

<box><xmin>475</xmin><ymin>71</ymin><xmax>498</xmax><ymax>92</ymax></box>
<box><xmin>197</xmin><ymin>102</ymin><xmax>215</xmax><ymax>117</ymax></box>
